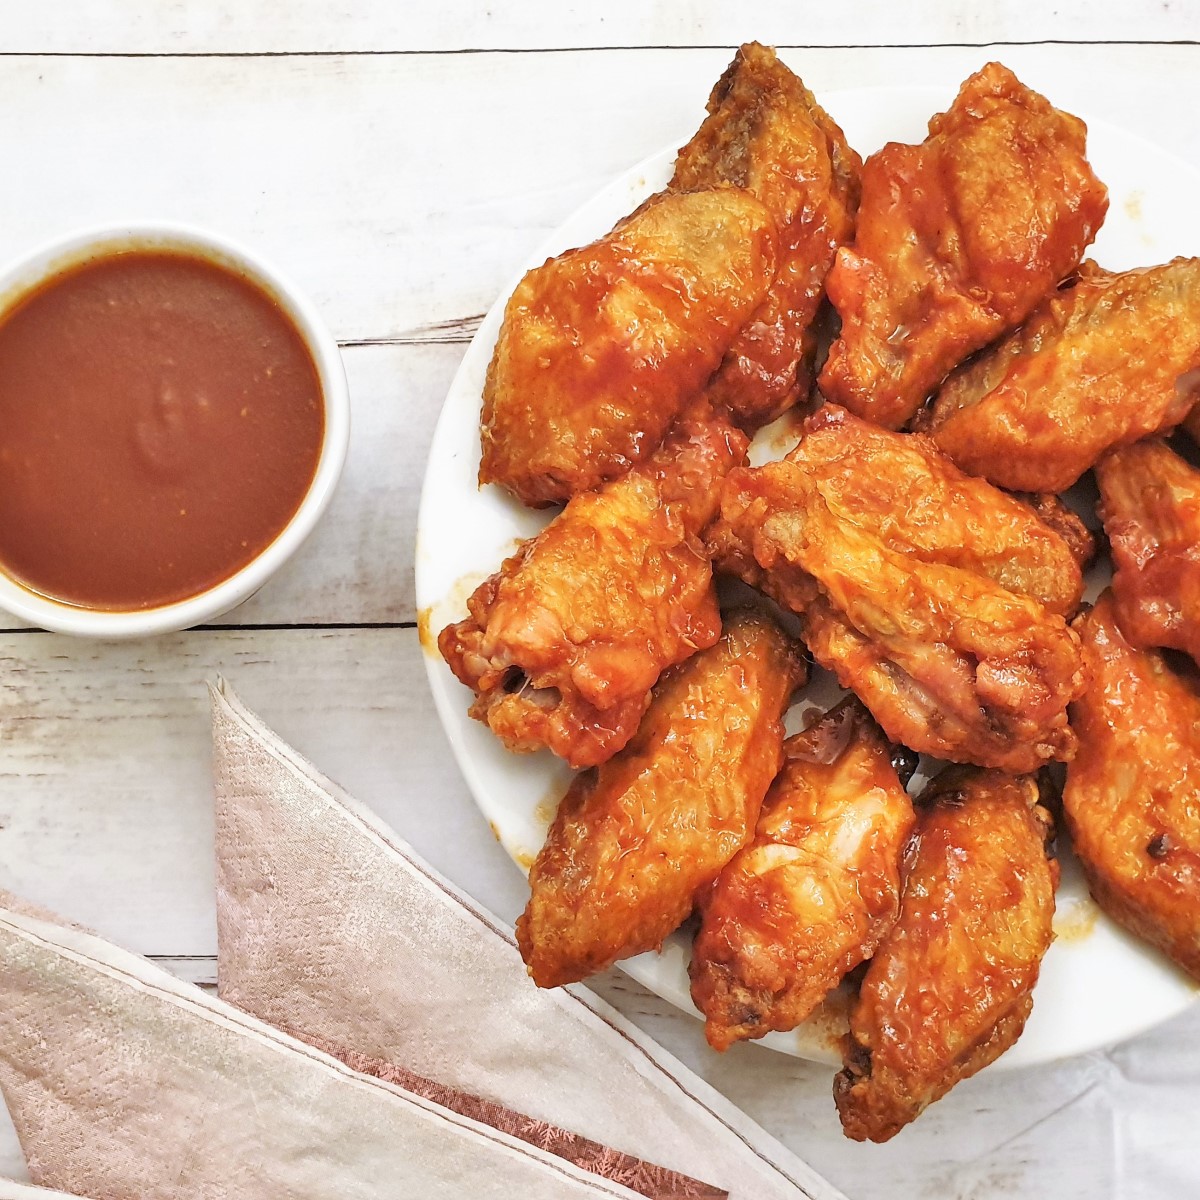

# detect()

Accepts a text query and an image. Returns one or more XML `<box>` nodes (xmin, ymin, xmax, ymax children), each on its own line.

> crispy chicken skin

<box><xmin>1065</xmin><ymin>594</ymin><xmax>1200</xmax><ymax>979</ymax></box>
<box><xmin>926</xmin><ymin>259</ymin><xmax>1200</xmax><ymax>492</ymax></box>
<box><xmin>834</xmin><ymin>768</ymin><xmax>1058</xmax><ymax>1143</ymax></box>
<box><xmin>689</xmin><ymin>698</ymin><xmax>915</xmax><ymax>1051</ymax></box>
<box><xmin>439</xmin><ymin>409</ymin><xmax>747</xmax><ymax>769</ymax></box>
<box><xmin>707</xmin><ymin>406</ymin><xmax>1086</xmax><ymax>771</ymax></box>
<box><xmin>819</xmin><ymin>62</ymin><xmax>1107</xmax><ymax>430</ymax></box>
<box><xmin>479</xmin><ymin>187</ymin><xmax>776</xmax><ymax>507</ymax></box>
<box><xmin>1095</xmin><ymin>440</ymin><xmax>1200</xmax><ymax>664</ymax></box>
<box><xmin>670</xmin><ymin>42</ymin><xmax>861</xmax><ymax>429</ymax></box>
<box><xmin>516</xmin><ymin>609</ymin><xmax>806</xmax><ymax>988</ymax></box>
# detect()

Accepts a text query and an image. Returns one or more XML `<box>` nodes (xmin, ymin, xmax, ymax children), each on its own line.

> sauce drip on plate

<box><xmin>0</xmin><ymin>249</ymin><xmax>324</xmax><ymax>610</ymax></box>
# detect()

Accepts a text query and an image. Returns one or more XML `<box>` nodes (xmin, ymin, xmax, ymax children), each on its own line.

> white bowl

<box><xmin>0</xmin><ymin>221</ymin><xmax>350</xmax><ymax>638</ymax></box>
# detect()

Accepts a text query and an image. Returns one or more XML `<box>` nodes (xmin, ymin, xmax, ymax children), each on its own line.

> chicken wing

<box><xmin>707</xmin><ymin>405</ymin><xmax>1086</xmax><ymax>771</ymax></box>
<box><xmin>1064</xmin><ymin>593</ymin><xmax>1200</xmax><ymax>979</ymax></box>
<box><xmin>479</xmin><ymin>187</ymin><xmax>776</xmax><ymax>506</ymax></box>
<box><xmin>670</xmin><ymin>42</ymin><xmax>861</xmax><ymax>429</ymax></box>
<box><xmin>925</xmin><ymin>259</ymin><xmax>1200</xmax><ymax>492</ymax></box>
<box><xmin>819</xmin><ymin>62</ymin><xmax>1107</xmax><ymax>430</ymax></box>
<box><xmin>517</xmin><ymin>608</ymin><xmax>806</xmax><ymax>988</ymax></box>
<box><xmin>1095</xmin><ymin>440</ymin><xmax>1200</xmax><ymax>664</ymax></box>
<box><xmin>834</xmin><ymin>767</ymin><xmax>1058</xmax><ymax>1143</ymax></box>
<box><xmin>689</xmin><ymin>698</ymin><xmax>916</xmax><ymax>1051</ymax></box>
<box><xmin>439</xmin><ymin>409</ymin><xmax>747</xmax><ymax>769</ymax></box>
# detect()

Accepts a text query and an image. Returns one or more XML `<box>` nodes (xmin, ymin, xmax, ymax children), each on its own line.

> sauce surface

<box><xmin>0</xmin><ymin>249</ymin><xmax>324</xmax><ymax>610</ymax></box>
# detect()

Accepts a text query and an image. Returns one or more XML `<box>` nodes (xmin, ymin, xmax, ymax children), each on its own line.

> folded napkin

<box><xmin>211</xmin><ymin>679</ymin><xmax>845</xmax><ymax>1200</ymax></box>
<box><xmin>0</xmin><ymin>903</ymin><xmax>685</xmax><ymax>1200</ymax></box>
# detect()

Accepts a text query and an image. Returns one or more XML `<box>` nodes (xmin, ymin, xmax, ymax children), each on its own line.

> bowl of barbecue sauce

<box><xmin>0</xmin><ymin>223</ymin><xmax>349</xmax><ymax>637</ymax></box>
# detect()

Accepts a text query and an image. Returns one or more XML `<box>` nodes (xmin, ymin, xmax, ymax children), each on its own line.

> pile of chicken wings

<box><xmin>439</xmin><ymin>43</ymin><xmax>1200</xmax><ymax>1142</ymax></box>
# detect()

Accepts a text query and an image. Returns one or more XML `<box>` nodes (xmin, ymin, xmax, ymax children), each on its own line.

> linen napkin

<box><xmin>211</xmin><ymin>678</ymin><xmax>845</xmax><ymax>1200</ymax></box>
<box><xmin>0</xmin><ymin>902</ymin><xmax>670</xmax><ymax>1200</ymax></box>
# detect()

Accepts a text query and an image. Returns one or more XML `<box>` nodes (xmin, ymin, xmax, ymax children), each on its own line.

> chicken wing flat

<box><xmin>707</xmin><ymin>406</ymin><xmax>1086</xmax><ymax>771</ymax></box>
<box><xmin>479</xmin><ymin>187</ymin><xmax>776</xmax><ymax>506</ymax></box>
<box><xmin>670</xmin><ymin>42</ymin><xmax>861</xmax><ymax>429</ymax></box>
<box><xmin>819</xmin><ymin>62</ymin><xmax>1107</xmax><ymax>430</ymax></box>
<box><xmin>834</xmin><ymin>767</ymin><xmax>1058</xmax><ymax>1143</ymax></box>
<box><xmin>516</xmin><ymin>608</ymin><xmax>806</xmax><ymax>988</ymax></box>
<box><xmin>689</xmin><ymin>698</ymin><xmax>915</xmax><ymax>1051</ymax></box>
<box><xmin>925</xmin><ymin>259</ymin><xmax>1200</xmax><ymax>492</ymax></box>
<box><xmin>1096</xmin><ymin>439</ymin><xmax>1200</xmax><ymax>664</ymax></box>
<box><xmin>439</xmin><ymin>409</ymin><xmax>746</xmax><ymax>769</ymax></box>
<box><xmin>1065</xmin><ymin>593</ymin><xmax>1200</xmax><ymax>979</ymax></box>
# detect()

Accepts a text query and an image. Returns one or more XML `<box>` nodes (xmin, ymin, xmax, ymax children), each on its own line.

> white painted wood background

<box><xmin>0</xmin><ymin>6</ymin><xmax>1198</xmax><ymax>1197</ymax></box>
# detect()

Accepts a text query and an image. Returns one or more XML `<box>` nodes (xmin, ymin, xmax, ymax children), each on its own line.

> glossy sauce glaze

<box><xmin>0</xmin><ymin>250</ymin><xmax>323</xmax><ymax>610</ymax></box>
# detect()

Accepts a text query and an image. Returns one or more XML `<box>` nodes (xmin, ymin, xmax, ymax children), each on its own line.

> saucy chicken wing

<box><xmin>689</xmin><ymin>698</ymin><xmax>916</xmax><ymax>1051</ymax></box>
<box><xmin>819</xmin><ymin>62</ymin><xmax>1107</xmax><ymax>429</ymax></box>
<box><xmin>517</xmin><ymin>608</ymin><xmax>806</xmax><ymax>988</ymax></box>
<box><xmin>707</xmin><ymin>405</ymin><xmax>1086</xmax><ymax>771</ymax></box>
<box><xmin>479</xmin><ymin>187</ymin><xmax>776</xmax><ymax>506</ymax></box>
<box><xmin>439</xmin><ymin>409</ymin><xmax>746</xmax><ymax>769</ymax></box>
<box><xmin>926</xmin><ymin>259</ymin><xmax>1200</xmax><ymax>492</ymax></box>
<box><xmin>834</xmin><ymin>767</ymin><xmax>1058</xmax><ymax>1142</ymax></box>
<box><xmin>1065</xmin><ymin>593</ymin><xmax>1200</xmax><ymax>979</ymax></box>
<box><xmin>1095</xmin><ymin>440</ymin><xmax>1200</xmax><ymax>664</ymax></box>
<box><xmin>670</xmin><ymin>42</ymin><xmax>861</xmax><ymax>429</ymax></box>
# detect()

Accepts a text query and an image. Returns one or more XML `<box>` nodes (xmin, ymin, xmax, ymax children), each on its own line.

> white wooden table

<box><xmin>0</xmin><ymin>6</ymin><xmax>1197</xmax><ymax>1197</ymax></box>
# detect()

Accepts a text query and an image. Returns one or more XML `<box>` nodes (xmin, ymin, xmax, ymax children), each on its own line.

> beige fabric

<box><xmin>211</xmin><ymin>678</ymin><xmax>846</xmax><ymax>1200</ymax></box>
<box><xmin>0</xmin><ymin>906</ymin><xmax>653</xmax><ymax>1200</ymax></box>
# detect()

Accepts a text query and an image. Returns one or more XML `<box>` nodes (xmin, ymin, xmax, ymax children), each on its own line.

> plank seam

<box><xmin>0</xmin><ymin>41</ymin><xmax>1193</xmax><ymax>58</ymax></box>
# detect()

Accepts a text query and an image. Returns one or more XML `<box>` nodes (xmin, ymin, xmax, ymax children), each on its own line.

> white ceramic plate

<box><xmin>416</xmin><ymin>85</ymin><xmax>1200</xmax><ymax>1066</ymax></box>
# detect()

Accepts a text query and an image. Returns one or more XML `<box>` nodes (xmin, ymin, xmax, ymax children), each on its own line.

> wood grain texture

<box><xmin>1</xmin><ymin>2</ymin><xmax>1196</xmax><ymax>53</ymax></box>
<box><xmin>0</xmin><ymin>48</ymin><xmax>1191</xmax><ymax>345</ymax></box>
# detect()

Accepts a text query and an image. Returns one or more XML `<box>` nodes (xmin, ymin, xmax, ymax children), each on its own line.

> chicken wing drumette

<box><xmin>479</xmin><ymin>187</ymin><xmax>776</xmax><ymax>506</ymax></box>
<box><xmin>707</xmin><ymin>405</ymin><xmax>1086</xmax><ymax>771</ymax></box>
<box><xmin>834</xmin><ymin>767</ymin><xmax>1058</xmax><ymax>1142</ymax></box>
<box><xmin>1095</xmin><ymin>439</ymin><xmax>1200</xmax><ymax>665</ymax></box>
<box><xmin>1065</xmin><ymin>593</ymin><xmax>1200</xmax><ymax>979</ymax></box>
<box><xmin>440</xmin><ymin>408</ymin><xmax>746</xmax><ymax>769</ymax></box>
<box><xmin>925</xmin><ymin>259</ymin><xmax>1200</xmax><ymax>492</ymax></box>
<box><xmin>690</xmin><ymin>698</ymin><xmax>916</xmax><ymax>1051</ymax></box>
<box><xmin>819</xmin><ymin>62</ymin><xmax>1107</xmax><ymax>430</ymax></box>
<box><xmin>517</xmin><ymin>609</ymin><xmax>806</xmax><ymax>988</ymax></box>
<box><xmin>670</xmin><ymin>41</ymin><xmax>861</xmax><ymax>429</ymax></box>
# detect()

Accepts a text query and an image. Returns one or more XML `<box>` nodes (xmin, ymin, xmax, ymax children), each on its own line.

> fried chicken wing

<box><xmin>479</xmin><ymin>187</ymin><xmax>776</xmax><ymax>506</ymax></box>
<box><xmin>440</xmin><ymin>410</ymin><xmax>747</xmax><ymax>768</ymax></box>
<box><xmin>926</xmin><ymin>259</ymin><xmax>1200</xmax><ymax>491</ymax></box>
<box><xmin>1064</xmin><ymin>593</ymin><xmax>1200</xmax><ymax>978</ymax></box>
<box><xmin>516</xmin><ymin>609</ymin><xmax>806</xmax><ymax>988</ymax></box>
<box><xmin>834</xmin><ymin>767</ymin><xmax>1058</xmax><ymax>1143</ymax></box>
<box><xmin>707</xmin><ymin>406</ymin><xmax>1086</xmax><ymax>770</ymax></box>
<box><xmin>1095</xmin><ymin>440</ymin><xmax>1200</xmax><ymax>664</ymax></box>
<box><xmin>819</xmin><ymin>62</ymin><xmax>1107</xmax><ymax>430</ymax></box>
<box><xmin>670</xmin><ymin>42</ymin><xmax>861</xmax><ymax>429</ymax></box>
<box><xmin>689</xmin><ymin>698</ymin><xmax>915</xmax><ymax>1051</ymax></box>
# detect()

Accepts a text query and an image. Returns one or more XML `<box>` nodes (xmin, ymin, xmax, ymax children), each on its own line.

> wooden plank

<box><xmin>0</xmin><ymin>626</ymin><xmax>532</xmax><ymax>954</ymax></box>
<box><xmin>0</xmin><ymin>48</ymin><xmax>1192</xmax><ymax>345</ymax></box>
<box><xmin>0</xmin><ymin>340</ymin><xmax>458</xmax><ymax>632</ymax></box>
<box><xmin>1</xmin><ymin>2</ymin><xmax>1196</xmax><ymax>54</ymax></box>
